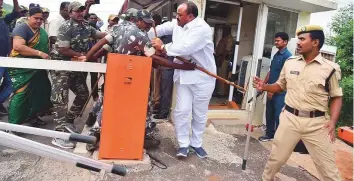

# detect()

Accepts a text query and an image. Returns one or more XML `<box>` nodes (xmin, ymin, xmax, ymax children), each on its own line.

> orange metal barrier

<box><xmin>338</xmin><ymin>126</ymin><xmax>353</xmax><ymax>146</ymax></box>
<box><xmin>99</xmin><ymin>54</ymin><xmax>152</xmax><ymax>160</ymax></box>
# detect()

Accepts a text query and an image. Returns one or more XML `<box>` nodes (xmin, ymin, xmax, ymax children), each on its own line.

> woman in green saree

<box><xmin>9</xmin><ymin>7</ymin><xmax>52</xmax><ymax>125</ymax></box>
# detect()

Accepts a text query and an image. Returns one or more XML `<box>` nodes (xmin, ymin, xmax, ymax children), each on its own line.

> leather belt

<box><xmin>285</xmin><ymin>105</ymin><xmax>325</xmax><ymax>118</ymax></box>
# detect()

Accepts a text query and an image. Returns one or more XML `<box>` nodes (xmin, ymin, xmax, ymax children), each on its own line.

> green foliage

<box><xmin>339</xmin><ymin>75</ymin><xmax>353</xmax><ymax>126</ymax></box>
<box><xmin>330</xmin><ymin>4</ymin><xmax>353</xmax><ymax>78</ymax></box>
<box><xmin>1</xmin><ymin>9</ymin><xmax>10</xmax><ymax>17</ymax></box>
<box><xmin>328</xmin><ymin>4</ymin><xmax>353</xmax><ymax>126</ymax></box>
<box><xmin>1</xmin><ymin>2</ymin><xmax>12</xmax><ymax>17</ymax></box>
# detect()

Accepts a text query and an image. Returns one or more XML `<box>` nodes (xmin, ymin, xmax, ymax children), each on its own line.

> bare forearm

<box><xmin>84</xmin><ymin>5</ymin><xmax>91</xmax><ymax>17</ymax></box>
<box><xmin>151</xmin><ymin>55</ymin><xmax>191</xmax><ymax>70</ymax></box>
<box><xmin>91</xmin><ymin>49</ymin><xmax>107</xmax><ymax>62</ymax></box>
<box><xmin>86</xmin><ymin>39</ymin><xmax>107</xmax><ymax>61</ymax></box>
<box><xmin>13</xmin><ymin>0</ymin><xmax>20</xmax><ymax>12</ymax></box>
<box><xmin>14</xmin><ymin>44</ymin><xmax>42</xmax><ymax>57</ymax></box>
<box><xmin>58</xmin><ymin>48</ymin><xmax>82</xmax><ymax>58</ymax></box>
<box><xmin>263</xmin><ymin>83</ymin><xmax>283</xmax><ymax>93</ymax></box>
<box><xmin>329</xmin><ymin>96</ymin><xmax>342</xmax><ymax>124</ymax></box>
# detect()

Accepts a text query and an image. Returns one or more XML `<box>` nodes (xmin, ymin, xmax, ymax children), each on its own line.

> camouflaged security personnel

<box><xmin>120</xmin><ymin>8</ymin><xmax>138</xmax><ymax>26</ymax></box>
<box><xmin>49</xmin><ymin>1</ymin><xmax>106</xmax><ymax>149</ymax></box>
<box><xmin>85</xmin><ymin>9</ymin><xmax>195</xmax><ymax>150</ymax></box>
<box><xmin>253</xmin><ymin>25</ymin><xmax>343</xmax><ymax>181</ymax></box>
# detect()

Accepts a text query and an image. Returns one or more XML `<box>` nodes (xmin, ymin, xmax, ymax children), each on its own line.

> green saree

<box><xmin>8</xmin><ymin>27</ymin><xmax>52</xmax><ymax>124</ymax></box>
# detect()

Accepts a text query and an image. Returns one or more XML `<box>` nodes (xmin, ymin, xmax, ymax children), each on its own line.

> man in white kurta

<box><xmin>48</xmin><ymin>2</ymin><xmax>70</xmax><ymax>48</ymax></box>
<box><xmin>151</xmin><ymin>2</ymin><xmax>216</xmax><ymax>158</ymax></box>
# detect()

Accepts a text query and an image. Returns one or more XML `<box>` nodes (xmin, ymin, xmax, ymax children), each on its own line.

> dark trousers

<box><xmin>265</xmin><ymin>94</ymin><xmax>285</xmax><ymax>137</ymax></box>
<box><xmin>159</xmin><ymin>69</ymin><xmax>174</xmax><ymax>114</ymax></box>
<box><xmin>50</xmin><ymin>71</ymin><xmax>89</xmax><ymax>130</ymax></box>
<box><xmin>0</xmin><ymin>67</ymin><xmax>13</xmax><ymax>103</ymax></box>
<box><xmin>83</xmin><ymin>72</ymin><xmax>99</xmax><ymax>100</ymax></box>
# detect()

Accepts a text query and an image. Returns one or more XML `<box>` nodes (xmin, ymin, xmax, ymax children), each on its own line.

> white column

<box><xmin>228</xmin><ymin>2</ymin><xmax>244</xmax><ymax>102</ymax></box>
<box><xmin>246</xmin><ymin>3</ymin><xmax>268</xmax><ymax>110</ymax></box>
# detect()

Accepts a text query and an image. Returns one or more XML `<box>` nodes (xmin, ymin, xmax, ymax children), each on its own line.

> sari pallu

<box><xmin>8</xmin><ymin>27</ymin><xmax>52</xmax><ymax>124</ymax></box>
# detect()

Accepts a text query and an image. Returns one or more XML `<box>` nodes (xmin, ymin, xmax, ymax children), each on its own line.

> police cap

<box><xmin>296</xmin><ymin>25</ymin><xmax>323</xmax><ymax>36</ymax></box>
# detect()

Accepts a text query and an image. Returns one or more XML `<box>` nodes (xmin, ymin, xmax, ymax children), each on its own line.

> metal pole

<box><xmin>242</xmin><ymin>3</ymin><xmax>268</xmax><ymax>170</ymax></box>
<box><xmin>0</xmin><ymin>122</ymin><xmax>96</xmax><ymax>144</ymax></box>
<box><xmin>228</xmin><ymin>2</ymin><xmax>244</xmax><ymax>101</ymax></box>
<box><xmin>0</xmin><ymin>131</ymin><xmax>127</xmax><ymax>176</ymax></box>
<box><xmin>242</xmin><ymin>59</ymin><xmax>259</xmax><ymax>170</ymax></box>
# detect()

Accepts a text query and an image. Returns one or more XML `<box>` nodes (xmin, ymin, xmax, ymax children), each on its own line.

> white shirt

<box><xmin>149</xmin><ymin>18</ymin><xmax>216</xmax><ymax>84</ymax></box>
<box><xmin>48</xmin><ymin>14</ymin><xmax>65</xmax><ymax>37</ymax></box>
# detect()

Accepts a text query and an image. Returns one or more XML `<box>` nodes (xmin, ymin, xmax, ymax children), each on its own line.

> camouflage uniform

<box><xmin>89</xmin><ymin>17</ymin><xmax>155</xmax><ymax>129</ymax></box>
<box><xmin>108</xmin><ymin>18</ymin><xmax>156</xmax><ymax>132</ymax></box>
<box><xmin>86</xmin><ymin>10</ymin><xmax>159</xmax><ymax>151</ymax></box>
<box><xmin>50</xmin><ymin>18</ymin><xmax>101</xmax><ymax>132</ymax></box>
<box><xmin>15</xmin><ymin>17</ymin><xmax>27</xmax><ymax>27</ymax></box>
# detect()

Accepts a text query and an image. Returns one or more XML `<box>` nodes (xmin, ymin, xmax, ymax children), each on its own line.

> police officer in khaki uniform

<box><xmin>253</xmin><ymin>25</ymin><xmax>343</xmax><ymax>181</ymax></box>
<box><xmin>215</xmin><ymin>26</ymin><xmax>233</xmax><ymax>96</ymax></box>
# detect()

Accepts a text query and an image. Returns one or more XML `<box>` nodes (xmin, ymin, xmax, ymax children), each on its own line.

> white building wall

<box><xmin>297</xmin><ymin>11</ymin><xmax>311</xmax><ymax>32</ymax></box>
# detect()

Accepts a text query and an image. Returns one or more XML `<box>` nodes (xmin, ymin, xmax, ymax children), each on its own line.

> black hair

<box><xmin>89</xmin><ymin>13</ymin><xmax>98</xmax><ymax>18</ymax></box>
<box><xmin>183</xmin><ymin>2</ymin><xmax>198</xmax><ymax>17</ymax></box>
<box><xmin>29</xmin><ymin>7</ymin><xmax>42</xmax><ymax>16</ymax></box>
<box><xmin>274</xmin><ymin>32</ymin><xmax>289</xmax><ymax>41</ymax></box>
<box><xmin>60</xmin><ymin>2</ymin><xmax>70</xmax><ymax>10</ymax></box>
<box><xmin>309</xmin><ymin>31</ymin><xmax>325</xmax><ymax>49</ymax></box>
<box><xmin>153</xmin><ymin>14</ymin><xmax>161</xmax><ymax>22</ymax></box>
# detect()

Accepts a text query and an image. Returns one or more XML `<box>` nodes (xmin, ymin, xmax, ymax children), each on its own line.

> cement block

<box><xmin>92</xmin><ymin>151</ymin><xmax>152</xmax><ymax>172</ymax></box>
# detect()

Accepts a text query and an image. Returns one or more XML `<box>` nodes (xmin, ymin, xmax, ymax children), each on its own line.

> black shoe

<box><xmin>0</xmin><ymin>104</ymin><xmax>8</xmax><ymax>116</ymax></box>
<box><xmin>146</xmin><ymin>122</ymin><xmax>157</xmax><ymax>130</ymax></box>
<box><xmin>152</xmin><ymin>110</ymin><xmax>160</xmax><ymax>114</ymax></box>
<box><xmin>153</xmin><ymin>103</ymin><xmax>160</xmax><ymax>111</ymax></box>
<box><xmin>258</xmin><ymin>134</ymin><xmax>274</xmax><ymax>142</ymax></box>
<box><xmin>153</xmin><ymin>112</ymin><xmax>169</xmax><ymax>119</ymax></box>
<box><xmin>86</xmin><ymin>128</ymin><xmax>100</xmax><ymax>151</ymax></box>
<box><xmin>33</xmin><ymin>116</ymin><xmax>47</xmax><ymax>126</ymax></box>
<box><xmin>86</xmin><ymin>112</ymin><xmax>97</xmax><ymax>127</ymax></box>
<box><xmin>26</xmin><ymin>116</ymin><xmax>47</xmax><ymax>127</ymax></box>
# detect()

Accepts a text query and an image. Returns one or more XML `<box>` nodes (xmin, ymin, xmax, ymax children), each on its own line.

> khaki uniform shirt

<box><xmin>276</xmin><ymin>54</ymin><xmax>343</xmax><ymax>112</ymax></box>
<box><xmin>215</xmin><ymin>35</ymin><xmax>233</xmax><ymax>58</ymax></box>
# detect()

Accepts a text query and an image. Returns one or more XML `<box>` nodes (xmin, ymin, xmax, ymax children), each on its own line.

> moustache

<box><xmin>177</xmin><ymin>18</ymin><xmax>180</xmax><ymax>22</ymax></box>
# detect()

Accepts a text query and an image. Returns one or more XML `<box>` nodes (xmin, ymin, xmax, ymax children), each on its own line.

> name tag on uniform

<box><xmin>290</xmin><ymin>71</ymin><xmax>300</xmax><ymax>75</ymax></box>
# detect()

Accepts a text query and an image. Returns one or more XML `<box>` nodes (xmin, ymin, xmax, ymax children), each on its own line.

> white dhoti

<box><xmin>173</xmin><ymin>81</ymin><xmax>215</xmax><ymax>148</ymax></box>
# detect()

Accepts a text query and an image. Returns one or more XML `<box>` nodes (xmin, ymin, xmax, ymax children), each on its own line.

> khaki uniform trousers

<box><xmin>217</xmin><ymin>60</ymin><xmax>229</xmax><ymax>95</ymax></box>
<box><xmin>152</xmin><ymin>69</ymin><xmax>161</xmax><ymax>105</ymax></box>
<box><xmin>262</xmin><ymin>110</ymin><xmax>341</xmax><ymax>181</ymax></box>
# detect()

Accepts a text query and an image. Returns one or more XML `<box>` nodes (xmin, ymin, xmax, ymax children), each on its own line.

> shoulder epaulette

<box><xmin>323</xmin><ymin>59</ymin><xmax>340</xmax><ymax>70</ymax></box>
<box><xmin>288</xmin><ymin>55</ymin><xmax>300</xmax><ymax>59</ymax></box>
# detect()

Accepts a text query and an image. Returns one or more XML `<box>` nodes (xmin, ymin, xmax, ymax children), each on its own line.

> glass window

<box><xmin>263</xmin><ymin>7</ymin><xmax>298</xmax><ymax>58</ymax></box>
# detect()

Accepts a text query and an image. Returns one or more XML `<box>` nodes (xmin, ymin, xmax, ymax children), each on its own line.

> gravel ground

<box><xmin>0</xmin><ymin>119</ymin><xmax>318</xmax><ymax>181</ymax></box>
